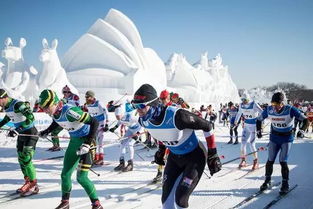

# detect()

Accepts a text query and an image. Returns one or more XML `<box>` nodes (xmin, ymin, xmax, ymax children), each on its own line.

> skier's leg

<box><xmin>77</xmin><ymin>151</ymin><xmax>99</xmax><ymax>203</ymax></box>
<box><xmin>279</xmin><ymin>142</ymin><xmax>291</xmax><ymax>183</ymax></box>
<box><xmin>240</xmin><ymin>128</ymin><xmax>249</xmax><ymax>157</ymax></box>
<box><xmin>162</xmin><ymin>154</ymin><xmax>184</xmax><ymax>209</ymax></box>
<box><xmin>61</xmin><ymin>139</ymin><xmax>80</xmax><ymax>200</ymax></box>
<box><xmin>265</xmin><ymin>140</ymin><xmax>280</xmax><ymax>178</ymax></box>
<box><xmin>248</xmin><ymin>131</ymin><xmax>258</xmax><ymax>159</ymax></box>
<box><xmin>175</xmin><ymin>145</ymin><xmax>206</xmax><ymax>208</ymax></box>
<box><xmin>18</xmin><ymin>127</ymin><xmax>38</xmax><ymax>181</ymax></box>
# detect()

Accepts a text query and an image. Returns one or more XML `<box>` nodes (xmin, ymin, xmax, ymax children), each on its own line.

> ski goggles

<box><xmin>131</xmin><ymin>97</ymin><xmax>159</xmax><ymax>109</ymax></box>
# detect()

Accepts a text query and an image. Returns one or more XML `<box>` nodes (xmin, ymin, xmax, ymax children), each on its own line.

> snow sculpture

<box><xmin>39</xmin><ymin>38</ymin><xmax>77</xmax><ymax>98</ymax></box>
<box><xmin>62</xmin><ymin>9</ymin><xmax>166</xmax><ymax>102</ymax></box>
<box><xmin>0</xmin><ymin>37</ymin><xmax>36</xmax><ymax>101</ymax></box>
<box><xmin>166</xmin><ymin>52</ymin><xmax>240</xmax><ymax>106</ymax></box>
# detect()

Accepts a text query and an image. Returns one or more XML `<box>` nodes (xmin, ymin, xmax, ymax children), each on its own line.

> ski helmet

<box><xmin>132</xmin><ymin>84</ymin><xmax>159</xmax><ymax>107</ymax></box>
<box><xmin>228</xmin><ymin>101</ymin><xmax>234</xmax><ymax>107</ymax></box>
<box><xmin>39</xmin><ymin>89</ymin><xmax>59</xmax><ymax>108</ymax></box>
<box><xmin>271</xmin><ymin>92</ymin><xmax>284</xmax><ymax>104</ymax></box>
<box><xmin>0</xmin><ymin>89</ymin><xmax>8</xmax><ymax>99</ymax></box>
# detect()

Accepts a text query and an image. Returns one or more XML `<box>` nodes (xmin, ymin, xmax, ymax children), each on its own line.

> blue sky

<box><xmin>0</xmin><ymin>0</ymin><xmax>312</xmax><ymax>89</ymax></box>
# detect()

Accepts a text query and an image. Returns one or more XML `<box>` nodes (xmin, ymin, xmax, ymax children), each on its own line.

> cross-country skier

<box><xmin>47</xmin><ymin>86</ymin><xmax>80</xmax><ymax>151</ymax></box>
<box><xmin>257</xmin><ymin>92</ymin><xmax>308</xmax><ymax>194</ymax></box>
<box><xmin>227</xmin><ymin>101</ymin><xmax>240</xmax><ymax>144</ymax></box>
<box><xmin>38</xmin><ymin>89</ymin><xmax>103</xmax><ymax>209</ymax></box>
<box><xmin>0</xmin><ymin>89</ymin><xmax>39</xmax><ymax>196</ymax></box>
<box><xmin>110</xmin><ymin>102</ymin><xmax>142</xmax><ymax>172</ymax></box>
<box><xmin>234</xmin><ymin>95</ymin><xmax>263</xmax><ymax>170</ymax></box>
<box><xmin>83</xmin><ymin>90</ymin><xmax>109</xmax><ymax>165</ymax></box>
<box><xmin>131</xmin><ymin>84</ymin><xmax>222</xmax><ymax>209</ymax></box>
<box><xmin>151</xmin><ymin>89</ymin><xmax>172</xmax><ymax>183</ymax></box>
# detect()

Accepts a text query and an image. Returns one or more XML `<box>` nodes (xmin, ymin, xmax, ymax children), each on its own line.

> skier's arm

<box><xmin>174</xmin><ymin>109</ymin><xmax>213</xmax><ymax>131</ymax></box>
<box><xmin>291</xmin><ymin>106</ymin><xmax>309</xmax><ymax>132</ymax></box>
<box><xmin>254</xmin><ymin>102</ymin><xmax>263</xmax><ymax>115</ymax></box>
<box><xmin>0</xmin><ymin>115</ymin><xmax>11</xmax><ymax>128</ymax></box>
<box><xmin>175</xmin><ymin>109</ymin><xmax>221</xmax><ymax>175</ymax></box>
<box><xmin>14</xmin><ymin>101</ymin><xmax>35</xmax><ymax>130</ymax></box>
<box><xmin>234</xmin><ymin>106</ymin><xmax>243</xmax><ymax>125</ymax></box>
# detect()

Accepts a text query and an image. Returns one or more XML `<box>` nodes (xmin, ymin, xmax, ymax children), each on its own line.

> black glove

<box><xmin>207</xmin><ymin>148</ymin><xmax>222</xmax><ymax>176</ymax></box>
<box><xmin>109</xmin><ymin>125</ymin><xmax>118</xmax><ymax>133</ymax></box>
<box><xmin>7</xmin><ymin>130</ymin><xmax>17</xmax><ymax>137</ymax></box>
<box><xmin>39</xmin><ymin>129</ymin><xmax>50</xmax><ymax>138</ymax></box>
<box><xmin>257</xmin><ymin>131</ymin><xmax>262</xmax><ymax>138</ymax></box>
<box><xmin>154</xmin><ymin>145</ymin><xmax>166</xmax><ymax>165</ymax></box>
<box><xmin>103</xmin><ymin>124</ymin><xmax>109</xmax><ymax>132</ymax></box>
<box><xmin>297</xmin><ymin>130</ymin><xmax>304</xmax><ymax>138</ymax></box>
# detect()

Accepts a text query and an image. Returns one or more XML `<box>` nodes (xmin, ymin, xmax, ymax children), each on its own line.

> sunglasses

<box><xmin>271</xmin><ymin>102</ymin><xmax>281</xmax><ymax>106</ymax></box>
<box><xmin>63</xmin><ymin>91</ymin><xmax>71</xmax><ymax>94</ymax></box>
<box><xmin>132</xmin><ymin>97</ymin><xmax>158</xmax><ymax>109</ymax></box>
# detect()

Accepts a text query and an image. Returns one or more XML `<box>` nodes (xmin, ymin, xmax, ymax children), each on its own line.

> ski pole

<box><xmin>112</xmin><ymin>93</ymin><xmax>128</xmax><ymax>106</ymax></box>
<box><xmin>89</xmin><ymin>167</ymin><xmax>100</xmax><ymax>177</ymax></box>
<box><xmin>135</xmin><ymin>152</ymin><xmax>145</xmax><ymax>161</ymax></box>
<box><xmin>221</xmin><ymin>146</ymin><xmax>267</xmax><ymax>165</ymax></box>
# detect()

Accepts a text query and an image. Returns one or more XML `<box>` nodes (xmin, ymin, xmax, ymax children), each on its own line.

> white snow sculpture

<box><xmin>0</xmin><ymin>37</ymin><xmax>36</xmax><ymax>101</ymax></box>
<box><xmin>62</xmin><ymin>9</ymin><xmax>166</xmax><ymax>102</ymax></box>
<box><xmin>39</xmin><ymin>38</ymin><xmax>77</xmax><ymax>98</ymax></box>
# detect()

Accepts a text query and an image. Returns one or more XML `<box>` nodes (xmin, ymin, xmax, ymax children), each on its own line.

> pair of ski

<box><xmin>231</xmin><ymin>182</ymin><xmax>298</xmax><ymax>209</ymax></box>
<box><xmin>106</xmin><ymin>179</ymin><xmax>162</xmax><ymax>202</ymax></box>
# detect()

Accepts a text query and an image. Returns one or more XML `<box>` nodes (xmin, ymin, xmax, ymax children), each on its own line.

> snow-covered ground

<box><xmin>0</xmin><ymin>122</ymin><xmax>313</xmax><ymax>209</ymax></box>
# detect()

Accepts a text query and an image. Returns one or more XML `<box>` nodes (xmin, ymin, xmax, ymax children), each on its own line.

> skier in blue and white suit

<box><xmin>234</xmin><ymin>95</ymin><xmax>263</xmax><ymax>170</ymax></box>
<box><xmin>131</xmin><ymin>84</ymin><xmax>222</xmax><ymax>209</ymax></box>
<box><xmin>111</xmin><ymin>102</ymin><xmax>143</xmax><ymax>172</ymax></box>
<box><xmin>84</xmin><ymin>90</ymin><xmax>109</xmax><ymax>165</ymax></box>
<box><xmin>257</xmin><ymin>92</ymin><xmax>308</xmax><ymax>194</ymax></box>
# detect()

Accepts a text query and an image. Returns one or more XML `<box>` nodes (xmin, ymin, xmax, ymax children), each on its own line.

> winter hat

<box><xmin>38</xmin><ymin>89</ymin><xmax>59</xmax><ymax>108</ymax></box>
<box><xmin>171</xmin><ymin>93</ymin><xmax>179</xmax><ymax>99</ymax></box>
<box><xmin>85</xmin><ymin>90</ymin><xmax>95</xmax><ymax>98</ymax></box>
<box><xmin>160</xmin><ymin>90</ymin><xmax>170</xmax><ymax>99</ymax></box>
<box><xmin>132</xmin><ymin>84</ymin><xmax>158</xmax><ymax>106</ymax></box>
<box><xmin>62</xmin><ymin>85</ymin><xmax>71</xmax><ymax>93</ymax></box>
<box><xmin>271</xmin><ymin>92</ymin><xmax>284</xmax><ymax>104</ymax></box>
<box><xmin>0</xmin><ymin>89</ymin><xmax>8</xmax><ymax>99</ymax></box>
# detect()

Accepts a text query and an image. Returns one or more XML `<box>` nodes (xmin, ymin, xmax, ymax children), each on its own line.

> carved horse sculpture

<box><xmin>39</xmin><ymin>38</ymin><xmax>77</xmax><ymax>97</ymax></box>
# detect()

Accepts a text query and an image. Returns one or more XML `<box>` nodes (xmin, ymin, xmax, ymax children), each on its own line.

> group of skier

<box><xmin>0</xmin><ymin>83</ymin><xmax>309</xmax><ymax>209</ymax></box>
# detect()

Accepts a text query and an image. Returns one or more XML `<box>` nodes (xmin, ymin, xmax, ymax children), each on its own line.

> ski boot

<box><xmin>47</xmin><ymin>146</ymin><xmax>56</xmax><ymax>151</ymax></box>
<box><xmin>94</xmin><ymin>153</ymin><xmax>104</xmax><ymax>166</ymax></box>
<box><xmin>122</xmin><ymin>160</ymin><xmax>133</xmax><ymax>172</ymax></box>
<box><xmin>234</xmin><ymin>137</ymin><xmax>239</xmax><ymax>144</ymax></box>
<box><xmin>20</xmin><ymin>179</ymin><xmax>39</xmax><ymax>197</ymax></box>
<box><xmin>16</xmin><ymin>176</ymin><xmax>30</xmax><ymax>193</ymax></box>
<box><xmin>114</xmin><ymin>158</ymin><xmax>125</xmax><ymax>171</ymax></box>
<box><xmin>52</xmin><ymin>146</ymin><xmax>61</xmax><ymax>151</ymax></box>
<box><xmin>238</xmin><ymin>157</ymin><xmax>247</xmax><ymax>168</ymax></box>
<box><xmin>55</xmin><ymin>200</ymin><xmax>69</xmax><ymax>209</ymax></box>
<box><xmin>279</xmin><ymin>180</ymin><xmax>289</xmax><ymax>195</ymax></box>
<box><xmin>92</xmin><ymin>200</ymin><xmax>103</xmax><ymax>209</ymax></box>
<box><xmin>260</xmin><ymin>178</ymin><xmax>271</xmax><ymax>191</ymax></box>
<box><xmin>252</xmin><ymin>159</ymin><xmax>259</xmax><ymax>170</ymax></box>
<box><xmin>152</xmin><ymin>170</ymin><xmax>162</xmax><ymax>183</ymax></box>
<box><xmin>227</xmin><ymin>138</ymin><xmax>233</xmax><ymax>144</ymax></box>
